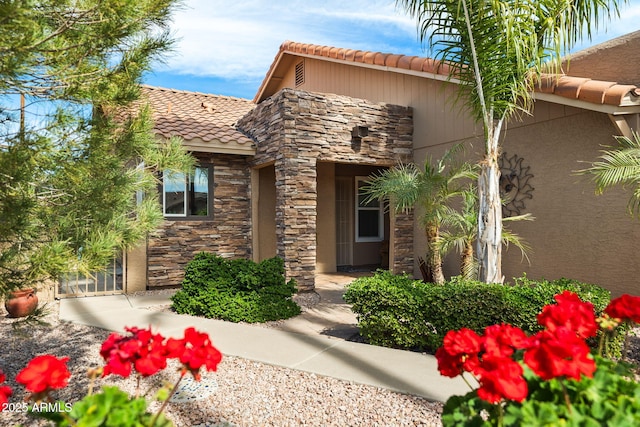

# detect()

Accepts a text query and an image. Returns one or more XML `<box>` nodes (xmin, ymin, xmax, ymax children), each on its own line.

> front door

<box><xmin>335</xmin><ymin>177</ymin><xmax>353</xmax><ymax>267</ymax></box>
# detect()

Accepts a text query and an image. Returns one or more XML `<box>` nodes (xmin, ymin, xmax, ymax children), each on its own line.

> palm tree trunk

<box><xmin>426</xmin><ymin>223</ymin><xmax>445</xmax><ymax>284</ymax></box>
<box><xmin>460</xmin><ymin>240</ymin><xmax>474</xmax><ymax>280</ymax></box>
<box><xmin>477</xmin><ymin>127</ymin><xmax>504</xmax><ymax>284</ymax></box>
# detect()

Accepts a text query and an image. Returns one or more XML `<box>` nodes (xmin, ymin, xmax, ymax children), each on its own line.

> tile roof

<box><xmin>255</xmin><ymin>40</ymin><xmax>640</xmax><ymax>111</ymax></box>
<box><xmin>536</xmin><ymin>74</ymin><xmax>640</xmax><ymax>107</ymax></box>
<box><xmin>140</xmin><ymin>86</ymin><xmax>256</xmax><ymax>154</ymax></box>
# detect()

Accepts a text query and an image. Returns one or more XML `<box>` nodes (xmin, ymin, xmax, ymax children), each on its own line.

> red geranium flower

<box><xmin>166</xmin><ymin>327</ymin><xmax>222</xmax><ymax>380</ymax></box>
<box><xmin>443</xmin><ymin>328</ymin><xmax>483</xmax><ymax>356</ymax></box>
<box><xmin>524</xmin><ymin>327</ymin><xmax>595</xmax><ymax>381</ymax></box>
<box><xmin>605</xmin><ymin>294</ymin><xmax>640</xmax><ymax>324</ymax></box>
<box><xmin>100</xmin><ymin>327</ymin><xmax>168</xmax><ymax>378</ymax></box>
<box><xmin>435</xmin><ymin>346</ymin><xmax>466</xmax><ymax>378</ymax></box>
<box><xmin>483</xmin><ymin>324</ymin><xmax>528</xmax><ymax>357</ymax></box>
<box><xmin>475</xmin><ymin>356</ymin><xmax>528</xmax><ymax>403</ymax></box>
<box><xmin>0</xmin><ymin>370</ymin><xmax>12</xmax><ymax>411</ymax></box>
<box><xmin>16</xmin><ymin>355</ymin><xmax>71</xmax><ymax>393</ymax></box>
<box><xmin>537</xmin><ymin>291</ymin><xmax>598</xmax><ymax>339</ymax></box>
<box><xmin>436</xmin><ymin>328</ymin><xmax>483</xmax><ymax>377</ymax></box>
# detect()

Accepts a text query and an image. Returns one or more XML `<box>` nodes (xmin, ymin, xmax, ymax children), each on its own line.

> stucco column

<box><xmin>274</xmin><ymin>155</ymin><xmax>318</xmax><ymax>291</ymax></box>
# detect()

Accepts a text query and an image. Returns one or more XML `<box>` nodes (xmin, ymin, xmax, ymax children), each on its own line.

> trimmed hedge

<box><xmin>344</xmin><ymin>270</ymin><xmax>625</xmax><ymax>354</ymax></box>
<box><xmin>171</xmin><ymin>253</ymin><xmax>300</xmax><ymax>323</ymax></box>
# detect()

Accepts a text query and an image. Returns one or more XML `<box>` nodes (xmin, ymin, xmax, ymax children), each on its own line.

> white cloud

<box><xmin>162</xmin><ymin>0</ymin><xmax>420</xmax><ymax>79</ymax></box>
<box><xmin>162</xmin><ymin>0</ymin><xmax>640</xmax><ymax>80</ymax></box>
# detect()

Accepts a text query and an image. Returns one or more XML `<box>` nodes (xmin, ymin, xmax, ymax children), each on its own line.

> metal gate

<box><xmin>56</xmin><ymin>255</ymin><xmax>126</xmax><ymax>298</ymax></box>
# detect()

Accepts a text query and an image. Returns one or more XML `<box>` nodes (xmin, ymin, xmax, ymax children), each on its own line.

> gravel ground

<box><xmin>1</xmin><ymin>300</ymin><xmax>638</xmax><ymax>427</ymax></box>
<box><xmin>0</xmin><ymin>301</ymin><xmax>444</xmax><ymax>427</ymax></box>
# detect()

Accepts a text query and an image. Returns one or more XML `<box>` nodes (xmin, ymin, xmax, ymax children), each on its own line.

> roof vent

<box><xmin>201</xmin><ymin>101</ymin><xmax>215</xmax><ymax>112</ymax></box>
<box><xmin>295</xmin><ymin>60</ymin><xmax>305</xmax><ymax>87</ymax></box>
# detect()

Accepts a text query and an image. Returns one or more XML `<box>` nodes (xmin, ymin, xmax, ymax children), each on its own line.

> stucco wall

<box><xmin>316</xmin><ymin>162</ymin><xmax>336</xmax><ymax>273</ymax></box>
<box><xmin>499</xmin><ymin>107</ymin><xmax>640</xmax><ymax>297</ymax></box>
<box><xmin>146</xmin><ymin>153</ymin><xmax>252</xmax><ymax>288</ymax></box>
<box><xmin>255</xmin><ymin>165</ymin><xmax>277</xmax><ymax>261</ymax></box>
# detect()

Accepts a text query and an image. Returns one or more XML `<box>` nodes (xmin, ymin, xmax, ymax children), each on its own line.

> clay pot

<box><xmin>4</xmin><ymin>288</ymin><xmax>38</xmax><ymax>318</ymax></box>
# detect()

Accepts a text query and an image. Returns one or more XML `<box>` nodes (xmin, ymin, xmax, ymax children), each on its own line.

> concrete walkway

<box><xmin>58</xmin><ymin>273</ymin><xmax>468</xmax><ymax>403</ymax></box>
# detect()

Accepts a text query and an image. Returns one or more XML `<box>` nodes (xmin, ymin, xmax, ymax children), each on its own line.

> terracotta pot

<box><xmin>4</xmin><ymin>288</ymin><xmax>38</xmax><ymax>318</ymax></box>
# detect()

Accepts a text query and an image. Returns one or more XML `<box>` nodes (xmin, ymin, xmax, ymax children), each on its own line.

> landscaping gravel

<box><xmin>0</xmin><ymin>301</ymin><xmax>444</xmax><ymax>427</ymax></box>
<box><xmin>1</xmin><ymin>301</ymin><xmax>638</xmax><ymax>427</ymax></box>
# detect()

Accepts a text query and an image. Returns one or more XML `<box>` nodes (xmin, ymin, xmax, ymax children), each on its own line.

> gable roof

<box><xmin>140</xmin><ymin>85</ymin><xmax>256</xmax><ymax>155</ymax></box>
<box><xmin>255</xmin><ymin>40</ymin><xmax>640</xmax><ymax>114</ymax></box>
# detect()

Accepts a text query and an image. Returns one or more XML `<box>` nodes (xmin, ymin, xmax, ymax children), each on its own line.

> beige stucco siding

<box><xmin>500</xmin><ymin>107</ymin><xmax>640</xmax><ymax>296</ymax></box>
<box><xmin>277</xmin><ymin>57</ymin><xmax>479</xmax><ymax>151</ymax></box>
<box><xmin>255</xmin><ymin>165</ymin><xmax>277</xmax><ymax>261</ymax></box>
<box><xmin>316</xmin><ymin>162</ymin><xmax>336</xmax><ymax>273</ymax></box>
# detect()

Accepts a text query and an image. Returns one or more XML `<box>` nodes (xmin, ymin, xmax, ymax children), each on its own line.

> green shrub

<box><xmin>344</xmin><ymin>271</ymin><xmax>624</xmax><ymax>355</ymax></box>
<box><xmin>171</xmin><ymin>253</ymin><xmax>300</xmax><ymax>323</ymax></box>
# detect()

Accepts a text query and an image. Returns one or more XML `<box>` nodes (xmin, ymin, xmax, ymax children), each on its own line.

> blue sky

<box><xmin>144</xmin><ymin>0</ymin><xmax>640</xmax><ymax>100</ymax></box>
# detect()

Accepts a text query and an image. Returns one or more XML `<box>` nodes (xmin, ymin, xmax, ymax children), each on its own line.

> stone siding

<box><xmin>147</xmin><ymin>153</ymin><xmax>251</xmax><ymax>288</ymax></box>
<box><xmin>238</xmin><ymin>89</ymin><xmax>414</xmax><ymax>290</ymax></box>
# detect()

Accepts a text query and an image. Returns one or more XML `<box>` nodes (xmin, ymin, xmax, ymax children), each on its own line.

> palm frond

<box><xmin>361</xmin><ymin>163</ymin><xmax>420</xmax><ymax>213</ymax></box>
<box><xmin>579</xmin><ymin>131</ymin><xmax>640</xmax><ymax>216</ymax></box>
<box><xmin>502</xmin><ymin>228</ymin><xmax>532</xmax><ymax>265</ymax></box>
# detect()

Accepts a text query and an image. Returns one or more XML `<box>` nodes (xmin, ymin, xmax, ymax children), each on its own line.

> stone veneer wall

<box><xmin>147</xmin><ymin>153</ymin><xmax>251</xmax><ymax>288</ymax></box>
<box><xmin>237</xmin><ymin>88</ymin><xmax>414</xmax><ymax>291</ymax></box>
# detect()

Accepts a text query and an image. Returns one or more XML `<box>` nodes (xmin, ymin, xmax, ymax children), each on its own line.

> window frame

<box><xmin>355</xmin><ymin>176</ymin><xmax>384</xmax><ymax>242</ymax></box>
<box><xmin>161</xmin><ymin>164</ymin><xmax>214</xmax><ymax>220</ymax></box>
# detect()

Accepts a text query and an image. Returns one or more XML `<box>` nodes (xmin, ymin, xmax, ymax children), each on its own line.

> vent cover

<box><xmin>295</xmin><ymin>61</ymin><xmax>305</xmax><ymax>87</ymax></box>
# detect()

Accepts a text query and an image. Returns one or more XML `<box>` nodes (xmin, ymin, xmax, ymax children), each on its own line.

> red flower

<box><xmin>537</xmin><ymin>291</ymin><xmax>598</xmax><ymax>339</ymax></box>
<box><xmin>483</xmin><ymin>324</ymin><xmax>528</xmax><ymax>358</ymax></box>
<box><xmin>524</xmin><ymin>327</ymin><xmax>595</xmax><ymax>381</ymax></box>
<box><xmin>16</xmin><ymin>355</ymin><xmax>71</xmax><ymax>393</ymax></box>
<box><xmin>475</xmin><ymin>356</ymin><xmax>528</xmax><ymax>403</ymax></box>
<box><xmin>166</xmin><ymin>327</ymin><xmax>222</xmax><ymax>380</ymax></box>
<box><xmin>605</xmin><ymin>294</ymin><xmax>640</xmax><ymax>323</ymax></box>
<box><xmin>435</xmin><ymin>347</ymin><xmax>466</xmax><ymax>378</ymax></box>
<box><xmin>0</xmin><ymin>370</ymin><xmax>12</xmax><ymax>411</ymax></box>
<box><xmin>443</xmin><ymin>328</ymin><xmax>483</xmax><ymax>356</ymax></box>
<box><xmin>436</xmin><ymin>328</ymin><xmax>483</xmax><ymax>377</ymax></box>
<box><xmin>100</xmin><ymin>327</ymin><xmax>168</xmax><ymax>378</ymax></box>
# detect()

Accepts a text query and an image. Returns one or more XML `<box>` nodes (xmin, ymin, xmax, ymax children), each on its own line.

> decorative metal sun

<box><xmin>498</xmin><ymin>152</ymin><xmax>534</xmax><ymax>217</ymax></box>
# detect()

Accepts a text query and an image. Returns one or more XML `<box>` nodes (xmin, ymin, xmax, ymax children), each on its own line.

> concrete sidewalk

<box><xmin>58</xmin><ymin>276</ymin><xmax>468</xmax><ymax>403</ymax></box>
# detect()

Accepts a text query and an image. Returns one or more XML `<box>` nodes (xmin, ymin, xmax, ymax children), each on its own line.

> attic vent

<box><xmin>295</xmin><ymin>60</ymin><xmax>305</xmax><ymax>87</ymax></box>
<box><xmin>201</xmin><ymin>102</ymin><xmax>215</xmax><ymax>112</ymax></box>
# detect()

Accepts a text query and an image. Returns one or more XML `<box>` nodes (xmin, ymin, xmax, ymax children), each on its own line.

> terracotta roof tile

<box><xmin>536</xmin><ymin>74</ymin><xmax>639</xmax><ymax>107</ymax></box>
<box><xmin>384</xmin><ymin>54</ymin><xmax>402</xmax><ymax>68</ymax></box>
<box><xmin>604</xmin><ymin>84</ymin><xmax>638</xmax><ymax>105</ymax></box>
<box><xmin>555</xmin><ymin>76</ymin><xmax>591</xmax><ymax>99</ymax></box>
<box><xmin>138</xmin><ymin>86</ymin><xmax>255</xmax><ymax>150</ymax></box>
<box><xmin>578</xmin><ymin>80</ymin><xmax>617</xmax><ymax>104</ymax></box>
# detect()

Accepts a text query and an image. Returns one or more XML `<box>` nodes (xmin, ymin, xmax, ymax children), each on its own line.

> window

<box><xmin>162</xmin><ymin>165</ymin><xmax>212</xmax><ymax>218</ymax></box>
<box><xmin>355</xmin><ymin>177</ymin><xmax>383</xmax><ymax>242</ymax></box>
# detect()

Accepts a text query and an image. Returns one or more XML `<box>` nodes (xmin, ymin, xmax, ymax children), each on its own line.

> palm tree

<box><xmin>396</xmin><ymin>0</ymin><xmax>625</xmax><ymax>283</ymax></box>
<box><xmin>438</xmin><ymin>186</ymin><xmax>534</xmax><ymax>280</ymax></box>
<box><xmin>581</xmin><ymin>131</ymin><xmax>640</xmax><ymax>215</ymax></box>
<box><xmin>362</xmin><ymin>145</ymin><xmax>476</xmax><ymax>284</ymax></box>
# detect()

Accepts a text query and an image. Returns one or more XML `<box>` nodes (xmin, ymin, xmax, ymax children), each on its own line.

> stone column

<box><xmin>390</xmin><ymin>209</ymin><xmax>414</xmax><ymax>274</ymax></box>
<box><xmin>274</xmin><ymin>154</ymin><xmax>318</xmax><ymax>291</ymax></box>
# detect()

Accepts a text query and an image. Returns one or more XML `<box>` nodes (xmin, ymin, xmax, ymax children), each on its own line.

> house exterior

<box><xmin>123</xmin><ymin>31</ymin><xmax>640</xmax><ymax>297</ymax></box>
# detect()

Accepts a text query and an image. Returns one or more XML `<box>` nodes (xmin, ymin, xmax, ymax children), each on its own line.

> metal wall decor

<box><xmin>498</xmin><ymin>152</ymin><xmax>534</xmax><ymax>217</ymax></box>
